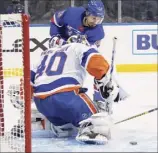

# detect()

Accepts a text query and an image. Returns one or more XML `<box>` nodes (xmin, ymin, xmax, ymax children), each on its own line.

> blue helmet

<box><xmin>87</xmin><ymin>0</ymin><xmax>105</xmax><ymax>18</ymax></box>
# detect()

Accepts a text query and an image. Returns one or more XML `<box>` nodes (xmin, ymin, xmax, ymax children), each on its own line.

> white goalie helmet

<box><xmin>7</xmin><ymin>83</ymin><xmax>24</xmax><ymax>109</ymax></box>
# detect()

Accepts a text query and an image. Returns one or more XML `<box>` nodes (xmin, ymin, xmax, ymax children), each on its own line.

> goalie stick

<box><xmin>105</xmin><ymin>37</ymin><xmax>117</xmax><ymax>114</ymax></box>
<box><xmin>109</xmin><ymin>37</ymin><xmax>117</xmax><ymax>81</ymax></box>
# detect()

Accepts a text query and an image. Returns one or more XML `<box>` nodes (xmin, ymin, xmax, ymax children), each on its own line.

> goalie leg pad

<box><xmin>76</xmin><ymin>112</ymin><xmax>112</xmax><ymax>145</ymax></box>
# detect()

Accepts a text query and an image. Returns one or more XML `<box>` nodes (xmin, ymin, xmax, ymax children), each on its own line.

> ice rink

<box><xmin>1</xmin><ymin>72</ymin><xmax>157</xmax><ymax>152</ymax></box>
<box><xmin>31</xmin><ymin>72</ymin><xmax>157</xmax><ymax>152</ymax></box>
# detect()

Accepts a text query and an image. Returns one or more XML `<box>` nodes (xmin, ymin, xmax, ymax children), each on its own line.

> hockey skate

<box><xmin>76</xmin><ymin>112</ymin><xmax>112</xmax><ymax>145</ymax></box>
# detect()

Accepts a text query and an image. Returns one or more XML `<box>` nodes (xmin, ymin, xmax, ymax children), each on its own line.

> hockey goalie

<box><xmin>7</xmin><ymin>35</ymin><xmax>128</xmax><ymax>145</ymax></box>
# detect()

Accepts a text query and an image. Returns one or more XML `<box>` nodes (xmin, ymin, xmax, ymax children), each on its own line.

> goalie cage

<box><xmin>0</xmin><ymin>14</ymin><xmax>31</xmax><ymax>152</ymax></box>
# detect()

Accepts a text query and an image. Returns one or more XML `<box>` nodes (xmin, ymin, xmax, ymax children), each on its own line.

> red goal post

<box><xmin>0</xmin><ymin>14</ymin><xmax>31</xmax><ymax>152</ymax></box>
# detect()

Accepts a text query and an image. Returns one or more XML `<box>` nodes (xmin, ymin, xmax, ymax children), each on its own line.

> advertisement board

<box><xmin>2</xmin><ymin>24</ymin><xmax>157</xmax><ymax>77</ymax></box>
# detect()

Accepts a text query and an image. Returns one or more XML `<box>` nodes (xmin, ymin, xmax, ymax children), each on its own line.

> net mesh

<box><xmin>0</xmin><ymin>14</ymin><xmax>29</xmax><ymax>152</ymax></box>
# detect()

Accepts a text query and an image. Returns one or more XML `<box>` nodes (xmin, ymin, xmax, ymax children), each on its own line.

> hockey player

<box><xmin>49</xmin><ymin>0</ymin><xmax>110</xmax><ymax>114</ymax></box>
<box><xmin>30</xmin><ymin>35</ymin><xmax>123</xmax><ymax>144</ymax></box>
<box><xmin>49</xmin><ymin>0</ymin><xmax>105</xmax><ymax>48</ymax></box>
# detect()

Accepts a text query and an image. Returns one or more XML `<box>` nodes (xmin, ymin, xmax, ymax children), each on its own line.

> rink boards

<box><xmin>1</xmin><ymin>23</ymin><xmax>157</xmax><ymax>77</ymax></box>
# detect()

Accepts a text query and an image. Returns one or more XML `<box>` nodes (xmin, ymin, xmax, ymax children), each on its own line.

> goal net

<box><xmin>0</xmin><ymin>14</ymin><xmax>31</xmax><ymax>152</ymax></box>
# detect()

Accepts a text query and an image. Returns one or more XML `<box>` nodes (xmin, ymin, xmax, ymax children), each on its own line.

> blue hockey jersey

<box><xmin>50</xmin><ymin>7</ymin><xmax>105</xmax><ymax>45</ymax></box>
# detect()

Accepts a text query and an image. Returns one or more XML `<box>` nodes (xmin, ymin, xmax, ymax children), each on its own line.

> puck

<box><xmin>130</xmin><ymin>141</ymin><xmax>137</xmax><ymax>145</ymax></box>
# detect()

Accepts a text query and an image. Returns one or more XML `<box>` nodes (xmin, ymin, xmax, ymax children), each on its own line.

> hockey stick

<box><xmin>109</xmin><ymin>37</ymin><xmax>117</xmax><ymax>81</ymax></box>
<box><xmin>114</xmin><ymin>107</ymin><xmax>158</xmax><ymax>125</ymax></box>
<box><xmin>105</xmin><ymin>37</ymin><xmax>117</xmax><ymax>114</ymax></box>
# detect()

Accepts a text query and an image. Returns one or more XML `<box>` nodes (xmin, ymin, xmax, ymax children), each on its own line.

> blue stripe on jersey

<box><xmin>81</xmin><ymin>48</ymin><xmax>98</xmax><ymax>68</ymax></box>
<box><xmin>34</xmin><ymin>77</ymin><xmax>79</xmax><ymax>93</ymax></box>
<box><xmin>31</xmin><ymin>70</ymin><xmax>36</xmax><ymax>84</ymax></box>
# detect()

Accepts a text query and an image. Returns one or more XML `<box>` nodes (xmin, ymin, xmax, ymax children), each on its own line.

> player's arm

<box><xmin>78</xmin><ymin>47</ymin><xmax>119</xmax><ymax>102</ymax></box>
<box><xmin>30</xmin><ymin>62</ymin><xmax>39</xmax><ymax>99</ymax></box>
<box><xmin>78</xmin><ymin>47</ymin><xmax>109</xmax><ymax>80</ymax></box>
<box><xmin>49</xmin><ymin>10</ymin><xmax>67</xmax><ymax>48</ymax></box>
<box><xmin>49</xmin><ymin>9</ymin><xmax>66</xmax><ymax>37</ymax></box>
<box><xmin>30</xmin><ymin>64</ymin><xmax>37</xmax><ymax>86</ymax></box>
<box><xmin>88</xmin><ymin>25</ymin><xmax>105</xmax><ymax>48</ymax></box>
<box><xmin>86</xmin><ymin>54</ymin><xmax>109</xmax><ymax>79</ymax></box>
<box><xmin>30</xmin><ymin>55</ymin><xmax>44</xmax><ymax>91</ymax></box>
<box><xmin>87</xmin><ymin>54</ymin><xmax>120</xmax><ymax>102</ymax></box>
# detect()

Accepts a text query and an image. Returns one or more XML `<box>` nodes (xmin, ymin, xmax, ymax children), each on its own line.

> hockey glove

<box><xmin>49</xmin><ymin>35</ymin><xmax>66</xmax><ymax>48</ymax></box>
<box><xmin>94</xmin><ymin>75</ymin><xmax>120</xmax><ymax>103</ymax></box>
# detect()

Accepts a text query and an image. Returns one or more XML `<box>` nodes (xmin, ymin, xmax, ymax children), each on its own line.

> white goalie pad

<box><xmin>76</xmin><ymin>112</ymin><xmax>113</xmax><ymax>145</ymax></box>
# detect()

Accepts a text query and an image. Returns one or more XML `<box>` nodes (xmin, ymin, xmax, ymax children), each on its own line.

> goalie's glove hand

<box><xmin>94</xmin><ymin>75</ymin><xmax>120</xmax><ymax>103</ymax></box>
<box><xmin>49</xmin><ymin>35</ymin><xmax>66</xmax><ymax>48</ymax></box>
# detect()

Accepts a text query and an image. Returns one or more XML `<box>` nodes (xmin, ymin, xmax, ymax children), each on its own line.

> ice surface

<box><xmin>32</xmin><ymin>72</ymin><xmax>157</xmax><ymax>152</ymax></box>
<box><xmin>2</xmin><ymin>72</ymin><xmax>158</xmax><ymax>152</ymax></box>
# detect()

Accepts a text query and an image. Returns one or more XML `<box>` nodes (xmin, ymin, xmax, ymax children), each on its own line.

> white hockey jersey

<box><xmin>31</xmin><ymin>43</ymin><xmax>109</xmax><ymax>99</ymax></box>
